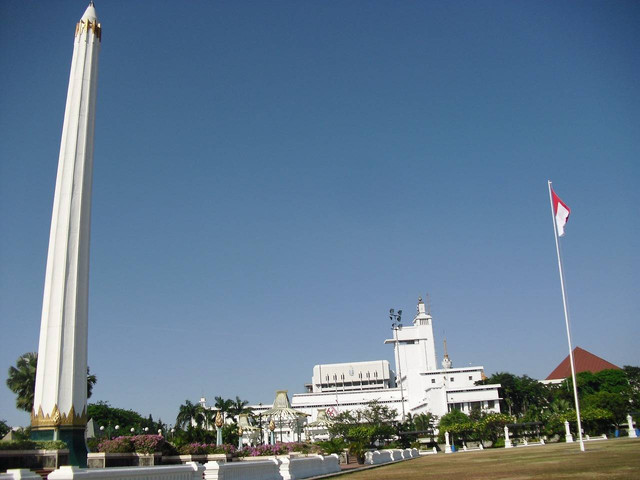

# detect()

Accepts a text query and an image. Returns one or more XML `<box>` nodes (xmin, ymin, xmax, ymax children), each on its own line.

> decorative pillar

<box><xmin>564</xmin><ymin>421</ymin><xmax>573</xmax><ymax>443</ymax></box>
<box><xmin>238</xmin><ymin>426</ymin><xmax>243</xmax><ymax>449</ymax></box>
<box><xmin>215</xmin><ymin>411</ymin><xmax>223</xmax><ymax>446</ymax></box>
<box><xmin>31</xmin><ymin>3</ymin><xmax>102</xmax><ymax>468</ymax></box>
<box><xmin>444</xmin><ymin>431</ymin><xmax>452</xmax><ymax>453</ymax></box>
<box><xmin>269</xmin><ymin>419</ymin><xmax>276</xmax><ymax>445</ymax></box>
<box><xmin>504</xmin><ymin>426</ymin><xmax>512</xmax><ymax>448</ymax></box>
<box><xmin>628</xmin><ymin>415</ymin><xmax>637</xmax><ymax>438</ymax></box>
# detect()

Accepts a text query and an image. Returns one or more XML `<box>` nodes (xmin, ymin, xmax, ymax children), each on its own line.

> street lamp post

<box><xmin>389</xmin><ymin>308</ymin><xmax>406</xmax><ymax>422</ymax></box>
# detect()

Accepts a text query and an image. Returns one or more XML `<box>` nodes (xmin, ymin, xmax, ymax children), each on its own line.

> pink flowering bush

<box><xmin>236</xmin><ymin>442</ymin><xmax>317</xmax><ymax>457</ymax></box>
<box><xmin>179</xmin><ymin>443</ymin><xmax>208</xmax><ymax>455</ymax></box>
<box><xmin>132</xmin><ymin>435</ymin><xmax>165</xmax><ymax>454</ymax></box>
<box><xmin>178</xmin><ymin>443</ymin><xmax>236</xmax><ymax>455</ymax></box>
<box><xmin>97</xmin><ymin>435</ymin><xmax>166</xmax><ymax>454</ymax></box>
<box><xmin>97</xmin><ymin>436</ymin><xmax>134</xmax><ymax>453</ymax></box>
<box><xmin>213</xmin><ymin>444</ymin><xmax>236</xmax><ymax>455</ymax></box>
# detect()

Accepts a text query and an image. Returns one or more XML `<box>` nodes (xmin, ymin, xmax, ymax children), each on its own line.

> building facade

<box><xmin>289</xmin><ymin>299</ymin><xmax>501</xmax><ymax>427</ymax></box>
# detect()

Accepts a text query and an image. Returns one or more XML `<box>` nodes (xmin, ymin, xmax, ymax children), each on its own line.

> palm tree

<box><xmin>227</xmin><ymin>396</ymin><xmax>250</xmax><ymax>422</ymax></box>
<box><xmin>6</xmin><ymin>352</ymin><xmax>97</xmax><ymax>413</ymax></box>
<box><xmin>6</xmin><ymin>352</ymin><xmax>37</xmax><ymax>412</ymax></box>
<box><xmin>176</xmin><ymin>400</ymin><xmax>204</xmax><ymax>429</ymax></box>
<box><xmin>87</xmin><ymin>367</ymin><xmax>97</xmax><ymax>399</ymax></box>
<box><xmin>214</xmin><ymin>396</ymin><xmax>234</xmax><ymax>422</ymax></box>
<box><xmin>202</xmin><ymin>407</ymin><xmax>216</xmax><ymax>431</ymax></box>
<box><xmin>550</xmin><ymin>398</ymin><xmax>572</xmax><ymax>414</ymax></box>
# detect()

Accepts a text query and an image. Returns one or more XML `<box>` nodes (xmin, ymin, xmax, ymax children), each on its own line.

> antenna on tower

<box><xmin>442</xmin><ymin>337</ymin><xmax>452</xmax><ymax>369</ymax></box>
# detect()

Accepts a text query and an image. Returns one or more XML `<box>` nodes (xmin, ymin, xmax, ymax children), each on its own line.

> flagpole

<box><xmin>547</xmin><ymin>180</ymin><xmax>585</xmax><ymax>452</ymax></box>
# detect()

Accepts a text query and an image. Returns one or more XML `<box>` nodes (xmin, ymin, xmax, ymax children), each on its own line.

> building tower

<box><xmin>31</xmin><ymin>3</ymin><xmax>101</xmax><ymax>467</ymax></box>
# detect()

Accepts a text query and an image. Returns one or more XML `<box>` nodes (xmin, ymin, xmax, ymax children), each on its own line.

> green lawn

<box><xmin>342</xmin><ymin>438</ymin><xmax>640</xmax><ymax>480</ymax></box>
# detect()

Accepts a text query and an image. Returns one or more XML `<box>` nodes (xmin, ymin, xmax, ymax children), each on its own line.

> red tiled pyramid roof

<box><xmin>546</xmin><ymin>346</ymin><xmax>620</xmax><ymax>380</ymax></box>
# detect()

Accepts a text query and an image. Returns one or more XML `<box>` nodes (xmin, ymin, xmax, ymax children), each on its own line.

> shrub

<box><xmin>162</xmin><ymin>442</ymin><xmax>179</xmax><ymax>456</ymax></box>
<box><xmin>237</xmin><ymin>443</ymin><xmax>289</xmax><ymax>457</ymax></box>
<box><xmin>132</xmin><ymin>435</ymin><xmax>165</xmax><ymax>453</ymax></box>
<box><xmin>0</xmin><ymin>440</ymin><xmax>67</xmax><ymax>451</ymax></box>
<box><xmin>178</xmin><ymin>443</ymin><xmax>208</xmax><ymax>455</ymax></box>
<box><xmin>316</xmin><ymin>438</ymin><xmax>347</xmax><ymax>455</ymax></box>
<box><xmin>87</xmin><ymin>437</ymin><xmax>101</xmax><ymax>452</ymax></box>
<box><xmin>97</xmin><ymin>436</ymin><xmax>134</xmax><ymax>453</ymax></box>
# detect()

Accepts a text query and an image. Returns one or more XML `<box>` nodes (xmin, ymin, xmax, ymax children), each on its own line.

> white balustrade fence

<box><xmin>204</xmin><ymin>459</ymin><xmax>279</xmax><ymax>480</ymax></box>
<box><xmin>390</xmin><ymin>449</ymin><xmax>403</xmax><ymax>461</ymax></box>
<box><xmin>364</xmin><ymin>449</ymin><xmax>417</xmax><ymax>465</ymax></box>
<box><xmin>289</xmin><ymin>454</ymin><xmax>339</xmax><ymax>478</ymax></box>
<box><xmin>46</xmin><ymin>462</ymin><xmax>204</xmax><ymax>480</ymax></box>
<box><xmin>0</xmin><ymin>469</ymin><xmax>43</xmax><ymax>480</ymax></box>
<box><xmin>204</xmin><ymin>454</ymin><xmax>340</xmax><ymax>480</ymax></box>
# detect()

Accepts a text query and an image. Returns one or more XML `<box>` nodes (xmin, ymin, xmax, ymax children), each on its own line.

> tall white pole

<box><xmin>393</xmin><ymin>326</ymin><xmax>406</xmax><ymax>422</ymax></box>
<box><xmin>547</xmin><ymin>180</ymin><xmax>585</xmax><ymax>452</ymax></box>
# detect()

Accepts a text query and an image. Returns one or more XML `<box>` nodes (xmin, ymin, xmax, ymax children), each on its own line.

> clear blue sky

<box><xmin>1</xmin><ymin>1</ymin><xmax>638</xmax><ymax>428</ymax></box>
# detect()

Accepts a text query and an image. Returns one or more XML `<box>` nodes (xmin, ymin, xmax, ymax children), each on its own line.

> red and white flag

<box><xmin>551</xmin><ymin>189</ymin><xmax>571</xmax><ymax>237</ymax></box>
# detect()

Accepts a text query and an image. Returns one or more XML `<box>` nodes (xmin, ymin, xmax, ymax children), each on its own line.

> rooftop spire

<box><xmin>442</xmin><ymin>338</ymin><xmax>452</xmax><ymax>369</ymax></box>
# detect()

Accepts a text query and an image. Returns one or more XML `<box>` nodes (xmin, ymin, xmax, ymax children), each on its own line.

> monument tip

<box><xmin>81</xmin><ymin>2</ymin><xmax>98</xmax><ymax>22</ymax></box>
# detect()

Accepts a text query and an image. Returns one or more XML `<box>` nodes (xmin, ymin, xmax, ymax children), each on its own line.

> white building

<box><xmin>232</xmin><ymin>298</ymin><xmax>501</xmax><ymax>443</ymax></box>
<box><xmin>288</xmin><ymin>298</ymin><xmax>501</xmax><ymax>426</ymax></box>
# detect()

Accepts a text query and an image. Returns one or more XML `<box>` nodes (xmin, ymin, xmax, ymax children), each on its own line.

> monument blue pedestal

<box><xmin>31</xmin><ymin>427</ymin><xmax>88</xmax><ymax>467</ymax></box>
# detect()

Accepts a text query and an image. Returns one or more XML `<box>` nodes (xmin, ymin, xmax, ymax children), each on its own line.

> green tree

<box><xmin>328</xmin><ymin>401</ymin><xmax>399</xmax><ymax>457</ymax></box>
<box><xmin>474</xmin><ymin>413</ymin><xmax>515</xmax><ymax>445</ymax></box>
<box><xmin>583</xmin><ymin>391</ymin><xmax>628</xmax><ymax>426</ymax></box>
<box><xmin>87</xmin><ymin>401</ymin><xmax>160</xmax><ymax>435</ymax></box>
<box><xmin>0</xmin><ymin>419</ymin><xmax>10</xmax><ymax>438</ymax></box>
<box><xmin>175</xmin><ymin>400</ymin><xmax>204</xmax><ymax>430</ymax></box>
<box><xmin>227</xmin><ymin>396</ymin><xmax>250</xmax><ymax>422</ymax></box>
<box><xmin>221</xmin><ymin>423</ymin><xmax>239</xmax><ymax>445</ymax></box>
<box><xmin>6</xmin><ymin>352</ymin><xmax>97</xmax><ymax>413</ymax></box>
<box><xmin>214</xmin><ymin>397</ymin><xmax>234</xmax><ymax>421</ymax></box>
<box><xmin>437</xmin><ymin>409</ymin><xmax>474</xmax><ymax>444</ymax></box>
<box><xmin>6</xmin><ymin>352</ymin><xmax>37</xmax><ymax>412</ymax></box>
<box><xmin>413</xmin><ymin>413</ymin><xmax>437</xmax><ymax>436</ymax></box>
<box><xmin>580</xmin><ymin>406</ymin><xmax>614</xmax><ymax>435</ymax></box>
<box><xmin>549</xmin><ymin>398</ymin><xmax>572</xmax><ymax>414</ymax></box>
<box><xmin>478</xmin><ymin>372</ymin><xmax>552</xmax><ymax>418</ymax></box>
<box><xmin>202</xmin><ymin>408</ymin><xmax>216</xmax><ymax>431</ymax></box>
<box><xmin>624</xmin><ymin>365</ymin><xmax>640</xmax><ymax>411</ymax></box>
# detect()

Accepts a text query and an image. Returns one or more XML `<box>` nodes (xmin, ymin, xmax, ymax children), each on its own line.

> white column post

<box><xmin>504</xmin><ymin>426</ymin><xmax>512</xmax><ymax>448</ymax></box>
<box><xmin>444</xmin><ymin>431</ymin><xmax>452</xmax><ymax>453</ymax></box>
<box><xmin>628</xmin><ymin>415</ymin><xmax>637</xmax><ymax>438</ymax></box>
<box><xmin>564</xmin><ymin>421</ymin><xmax>574</xmax><ymax>443</ymax></box>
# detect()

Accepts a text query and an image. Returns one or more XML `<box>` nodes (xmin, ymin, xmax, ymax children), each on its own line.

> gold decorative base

<box><xmin>75</xmin><ymin>20</ymin><xmax>101</xmax><ymax>40</ymax></box>
<box><xmin>31</xmin><ymin>404</ymin><xmax>87</xmax><ymax>429</ymax></box>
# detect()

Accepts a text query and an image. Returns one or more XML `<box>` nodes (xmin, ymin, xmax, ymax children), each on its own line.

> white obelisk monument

<box><xmin>31</xmin><ymin>3</ymin><xmax>101</xmax><ymax>467</ymax></box>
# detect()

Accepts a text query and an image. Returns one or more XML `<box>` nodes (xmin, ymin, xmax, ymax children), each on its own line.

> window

<box><xmin>488</xmin><ymin>400</ymin><xmax>495</xmax><ymax>409</ymax></box>
<box><xmin>468</xmin><ymin>376</ymin><xmax>472</xmax><ymax>380</ymax></box>
<box><xmin>450</xmin><ymin>377</ymin><xmax>454</xmax><ymax>382</ymax></box>
<box><xmin>431</xmin><ymin>379</ymin><xmax>436</xmax><ymax>384</ymax></box>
